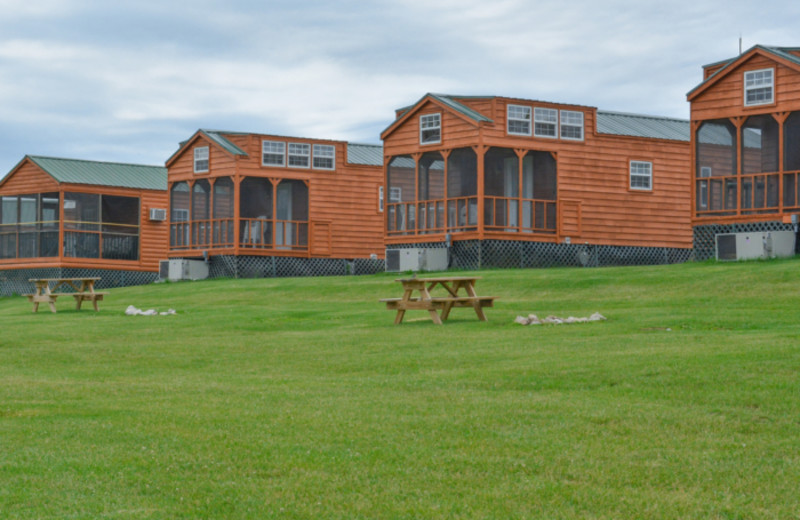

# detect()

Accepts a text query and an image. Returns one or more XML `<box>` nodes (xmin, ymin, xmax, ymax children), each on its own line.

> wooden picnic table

<box><xmin>380</xmin><ymin>276</ymin><xmax>496</xmax><ymax>324</ymax></box>
<box><xmin>25</xmin><ymin>277</ymin><xmax>107</xmax><ymax>313</ymax></box>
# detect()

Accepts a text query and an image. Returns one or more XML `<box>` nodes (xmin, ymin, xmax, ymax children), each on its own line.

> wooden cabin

<box><xmin>380</xmin><ymin>94</ymin><xmax>692</xmax><ymax>268</ymax></box>
<box><xmin>687</xmin><ymin>45</ymin><xmax>800</xmax><ymax>259</ymax></box>
<box><xmin>0</xmin><ymin>156</ymin><xmax>168</xmax><ymax>295</ymax></box>
<box><xmin>165</xmin><ymin>130</ymin><xmax>384</xmax><ymax>277</ymax></box>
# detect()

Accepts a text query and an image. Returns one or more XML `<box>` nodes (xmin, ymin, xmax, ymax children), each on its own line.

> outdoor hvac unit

<box><xmin>385</xmin><ymin>248</ymin><xmax>448</xmax><ymax>273</ymax></box>
<box><xmin>149</xmin><ymin>208</ymin><xmax>167</xmax><ymax>221</ymax></box>
<box><xmin>715</xmin><ymin>231</ymin><xmax>795</xmax><ymax>261</ymax></box>
<box><xmin>159</xmin><ymin>259</ymin><xmax>209</xmax><ymax>281</ymax></box>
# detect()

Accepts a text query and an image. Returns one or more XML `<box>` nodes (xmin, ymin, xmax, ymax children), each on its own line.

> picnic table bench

<box><xmin>25</xmin><ymin>277</ymin><xmax>108</xmax><ymax>313</ymax></box>
<box><xmin>380</xmin><ymin>276</ymin><xmax>495</xmax><ymax>324</ymax></box>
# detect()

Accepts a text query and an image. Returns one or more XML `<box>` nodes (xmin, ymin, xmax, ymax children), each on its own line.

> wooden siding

<box><xmin>383</xmin><ymin>95</ymin><xmax>692</xmax><ymax>249</ymax></box>
<box><xmin>0</xmin><ymin>159</ymin><xmax>168</xmax><ymax>272</ymax></box>
<box><xmin>167</xmin><ymin>133</ymin><xmax>385</xmax><ymax>260</ymax></box>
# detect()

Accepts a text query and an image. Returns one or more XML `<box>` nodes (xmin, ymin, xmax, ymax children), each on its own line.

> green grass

<box><xmin>1</xmin><ymin>260</ymin><xmax>799</xmax><ymax>519</ymax></box>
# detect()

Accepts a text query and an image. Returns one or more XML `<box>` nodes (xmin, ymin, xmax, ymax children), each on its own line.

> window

<box><xmin>744</xmin><ymin>68</ymin><xmax>774</xmax><ymax>106</ymax></box>
<box><xmin>390</xmin><ymin>187</ymin><xmax>402</xmax><ymax>202</ymax></box>
<box><xmin>560</xmin><ymin>110</ymin><xmax>584</xmax><ymax>140</ymax></box>
<box><xmin>507</xmin><ymin>105</ymin><xmax>531</xmax><ymax>135</ymax></box>
<box><xmin>534</xmin><ymin>108</ymin><xmax>558</xmax><ymax>138</ymax></box>
<box><xmin>420</xmin><ymin>113</ymin><xmax>441</xmax><ymax>144</ymax></box>
<box><xmin>630</xmin><ymin>161</ymin><xmax>652</xmax><ymax>190</ymax></box>
<box><xmin>193</xmin><ymin>146</ymin><xmax>209</xmax><ymax>173</ymax></box>
<box><xmin>262</xmin><ymin>141</ymin><xmax>285</xmax><ymax>166</ymax></box>
<box><xmin>313</xmin><ymin>144</ymin><xmax>335</xmax><ymax>170</ymax></box>
<box><xmin>699</xmin><ymin>166</ymin><xmax>711</xmax><ymax>209</ymax></box>
<box><xmin>288</xmin><ymin>143</ymin><xmax>310</xmax><ymax>168</ymax></box>
<box><xmin>378</xmin><ymin>186</ymin><xmax>384</xmax><ymax>212</ymax></box>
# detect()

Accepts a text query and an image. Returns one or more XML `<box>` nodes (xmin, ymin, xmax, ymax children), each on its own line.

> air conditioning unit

<box><xmin>715</xmin><ymin>231</ymin><xmax>795</xmax><ymax>261</ymax></box>
<box><xmin>149</xmin><ymin>208</ymin><xmax>167</xmax><ymax>221</ymax></box>
<box><xmin>385</xmin><ymin>248</ymin><xmax>448</xmax><ymax>272</ymax></box>
<box><xmin>159</xmin><ymin>259</ymin><xmax>209</xmax><ymax>281</ymax></box>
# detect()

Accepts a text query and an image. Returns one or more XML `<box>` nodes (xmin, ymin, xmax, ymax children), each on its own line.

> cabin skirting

<box><xmin>693</xmin><ymin>221</ymin><xmax>798</xmax><ymax>261</ymax></box>
<box><xmin>178</xmin><ymin>255</ymin><xmax>386</xmax><ymax>279</ymax></box>
<box><xmin>390</xmin><ymin>240</ymin><xmax>692</xmax><ymax>270</ymax></box>
<box><xmin>0</xmin><ymin>267</ymin><xmax>158</xmax><ymax>297</ymax></box>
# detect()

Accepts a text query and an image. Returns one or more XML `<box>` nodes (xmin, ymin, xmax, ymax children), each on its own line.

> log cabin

<box><xmin>0</xmin><ymin>156</ymin><xmax>168</xmax><ymax>296</ymax></box>
<box><xmin>381</xmin><ymin>94</ymin><xmax>693</xmax><ymax>268</ymax></box>
<box><xmin>165</xmin><ymin>129</ymin><xmax>384</xmax><ymax>277</ymax></box>
<box><xmin>687</xmin><ymin>45</ymin><xmax>800</xmax><ymax>259</ymax></box>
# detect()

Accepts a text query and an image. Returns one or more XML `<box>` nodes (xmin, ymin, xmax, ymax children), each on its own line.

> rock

<box><xmin>514</xmin><ymin>315</ymin><xmax>531</xmax><ymax>325</ymax></box>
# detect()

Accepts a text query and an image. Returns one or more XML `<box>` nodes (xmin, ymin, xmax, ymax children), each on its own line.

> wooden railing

<box><xmin>695</xmin><ymin>172</ymin><xmax>798</xmax><ymax>217</ymax></box>
<box><xmin>484</xmin><ymin>196</ymin><xmax>557</xmax><ymax>234</ymax></box>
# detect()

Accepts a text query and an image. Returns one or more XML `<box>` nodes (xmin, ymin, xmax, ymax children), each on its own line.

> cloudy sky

<box><xmin>1</xmin><ymin>0</ymin><xmax>798</xmax><ymax>175</ymax></box>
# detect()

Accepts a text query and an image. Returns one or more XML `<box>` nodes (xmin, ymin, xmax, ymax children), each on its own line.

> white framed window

<box><xmin>630</xmin><ymin>161</ymin><xmax>653</xmax><ymax>190</ymax></box>
<box><xmin>288</xmin><ymin>143</ymin><xmax>310</xmax><ymax>168</ymax></box>
<box><xmin>262</xmin><ymin>140</ymin><xmax>285</xmax><ymax>166</ymax></box>
<box><xmin>560</xmin><ymin>110</ymin><xmax>584</xmax><ymax>140</ymax></box>
<box><xmin>193</xmin><ymin>146</ymin><xmax>209</xmax><ymax>173</ymax></box>
<box><xmin>378</xmin><ymin>186</ymin><xmax>384</xmax><ymax>212</ymax></box>
<box><xmin>389</xmin><ymin>187</ymin><xmax>402</xmax><ymax>202</ymax></box>
<box><xmin>534</xmin><ymin>108</ymin><xmax>558</xmax><ymax>138</ymax></box>
<box><xmin>744</xmin><ymin>68</ymin><xmax>774</xmax><ymax>106</ymax></box>
<box><xmin>698</xmin><ymin>166</ymin><xmax>711</xmax><ymax>209</ymax></box>
<box><xmin>507</xmin><ymin>104</ymin><xmax>532</xmax><ymax>136</ymax></box>
<box><xmin>420</xmin><ymin>113</ymin><xmax>441</xmax><ymax>144</ymax></box>
<box><xmin>312</xmin><ymin>144</ymin><xmax>335</xmax><ymax>170</ymax></box>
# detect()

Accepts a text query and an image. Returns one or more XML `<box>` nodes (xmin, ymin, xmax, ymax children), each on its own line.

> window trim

<box><xmin>533</xmin><ymin>107</ymin><xmax>558</xmax><ymax>139</ymax></box>
<box><xmin>193</xmin><ymin>146</ymin><xmax>209</xmax><ymax>174</ymax></box>
<box><xmin>262</xmin><ymin>140</ymin><xmax>286</xmax><ymax>167</ymax></box>
<box><xmin>629</xmin><ymin>160</ymin><xmax>653</xmax><ymax>191</ymax></box>
<box><xmin>420</xmin><ymin>113</ymin><xmax>441</xmax><ymax>145</ymax></box>
<box><xmin>288</xmin><ymin>143</ymin><xmax>311</xmax><ymax>168</ymax></box>
<box><xmin>744</xmin><ymin>68</ymin><xmax>774</xmax><ymax>107</ymax></box>
<box><xmin>312</xmin><ymin>144</ymin><xmax>336</xmax><ymax>170</ymax></box>
<box><xmin>507</xmin><ymin>104</ymin><xmax>532</xmax><ymax>136</ymax></box>
<box><xmin>560</xmin><ymin>110</ymin><xmax>584</xmax><ymax>141</ymax></box>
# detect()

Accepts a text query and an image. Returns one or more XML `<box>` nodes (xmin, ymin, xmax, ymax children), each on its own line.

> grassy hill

<box><xmin>1</xmin><ymin>260</ymin><xmax>799</xmax><ymax>519</ymax></box>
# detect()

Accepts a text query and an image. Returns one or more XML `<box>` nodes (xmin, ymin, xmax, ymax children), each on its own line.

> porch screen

<box><xmin>240</xmin><ymin>177</ymin><xmax>273</xmax><ymax>247</ymax></box>
<box><xmin>447</xmin><ymin>148</ymin><xmax>478</xmax><ymax>230</ymax></box>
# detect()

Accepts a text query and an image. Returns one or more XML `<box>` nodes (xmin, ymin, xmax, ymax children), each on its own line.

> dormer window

<box><xmin>534</xmin><ymin>108</ymin><xmax>558</xmax><ymax>138</ymax></box>
<box><xmin>193</xmin><ymin>146</ymin><xmax>209</xmax><ymax>173</ymax></box>
<box><xmin>420</xmin><ymin>113</ymin><xmax>441</xmax><ymax>144</ymax></box>
<box><xmin>313</xmin><ymin>144</ymin><xmax>335</xmax><ymax>170</ymax></box>
<box><xmin>744</xmin><ymin>68</ymin><xmax>774</xmax><ymax>106</ymax></box>
<box><xmin>560</xmin><ymin>110</ymin><xmax>584</xmax><ymax>141</ymax></box>
<box><xmin>288</xmin><ymin>143</ymin><xmax>310</xmax><ymax>168</ymax></box>
<box><xmin>507</xmin><ymin>105</ymin><xmax>532</xmax><ymax>135</ymax></box>
<box><xmin>262</xmin><ymin>140</ymin><xmax>285</xmax><ymax>166</ymax></box>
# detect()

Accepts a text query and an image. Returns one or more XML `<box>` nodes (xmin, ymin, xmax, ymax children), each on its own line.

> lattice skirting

<box><xmin>693</xmin><ymin>221</ymin><xmax>796</xmax><ymax>261</ymax></box>
<box><xmin>192</xmin><ymin>255</ymin><xmax>386</xmax><ymax>279</ymax></box>
<box><xmin>0</xmin><ymin>268</ymin><xmax>158</xmax><ymax>297</ymax></box>
<box><xmin>391</xmin><ymin>240</ymin><xmax>693</xmax><ymax>270</ymax></box>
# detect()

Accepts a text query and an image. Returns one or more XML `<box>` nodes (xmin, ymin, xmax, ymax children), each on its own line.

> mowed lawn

<box><xmin>1</xmin><ymin>260</ymin><xmax>799</xmax><ymax>519</ymax></box>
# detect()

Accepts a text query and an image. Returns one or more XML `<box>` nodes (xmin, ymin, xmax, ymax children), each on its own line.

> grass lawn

<box><xmin>1</xmin><ymin>259</ymin><xmax>799</xmax><ymax>519</ymax></box>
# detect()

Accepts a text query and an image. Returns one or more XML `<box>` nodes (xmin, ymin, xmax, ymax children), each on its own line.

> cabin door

<box><xmin>276</xmin><ymin>183</ymin><xmax>293</xmax><ymax>249</ymax></box>
<box><xmin>503</xmin><ymin>157</ymin><xmax>518</xmax><ymax>230</ymax></box>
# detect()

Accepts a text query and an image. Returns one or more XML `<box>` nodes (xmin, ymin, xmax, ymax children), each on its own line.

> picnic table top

<box><xmin>29</xmin><ymin>277</ymin><xmax>101</xmax><ymax>282</ymax></box>
<box><xmin>395</xmin><ymin>275</ymin><xmax>481</xmax><ymax>283</ymax></box>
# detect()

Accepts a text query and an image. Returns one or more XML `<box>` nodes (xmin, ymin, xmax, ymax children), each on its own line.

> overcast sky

<box><xmin>1</xmin><ymin>0</ymin><xmax>799</xmax><ymax>175</ymax></box>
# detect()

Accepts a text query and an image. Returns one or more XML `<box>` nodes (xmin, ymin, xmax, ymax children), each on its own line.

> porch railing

<box><xmin>695</xmin><ymin>171</ymin><xmax>799</xmax><ymax>217</ymax></box>
<box><xmin>484</xmin><ymin>196</ymin><xmax>557</xmax><ymax>234</ymax></box>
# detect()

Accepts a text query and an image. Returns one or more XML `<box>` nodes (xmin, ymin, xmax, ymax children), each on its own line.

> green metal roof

<box><xmin>347</xmin><ymin>143</ymin><xmax>383</xmax><ymax>166</ymax></box>
<box><xmin>597</xmin><ymin>111</ymin><xmax>690</xmax><ymax>142</ymax></box>
<box><xmin>27</xmin><ymin>156</ymin><xmax>167</xmax><ymax>191</ymax></box>
<box><xmin>199</xmin><ymin>129</ymin><xmax>249</xmax><ymax>156</ymax></box>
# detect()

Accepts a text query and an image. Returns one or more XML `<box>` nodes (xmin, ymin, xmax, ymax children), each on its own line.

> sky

<box><xmin>1</xmin><ymin>0</ymin><xmax>799</xmax><ymax>175</ymax></box>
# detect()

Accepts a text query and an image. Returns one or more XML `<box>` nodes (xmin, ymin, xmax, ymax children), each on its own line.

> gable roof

<box><xmin>597</xmin><ymin>111</ymin><xmax>690</xmax><ymax>141</ymax></box>
<box><xmin>4</xmin><ymin>156</ymin><xmax>167</xmax><ymax>191</ymax></box>
<box><xmin>382</xmin><ymin>93</ymin><xmax>493</xmax><ymax>139</ymax></box>
<box><xmin>687</xmin><ymin>45</ymin><xmax>800</xmax><ymax>101</ymax></box>
<box><xmin>166</xmin><ymin>129</ymin><xmax>249</xmax><ymax>166</ymax></box>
